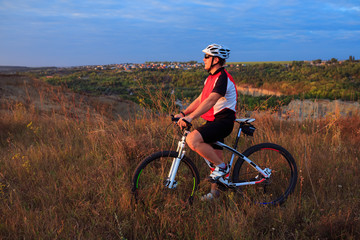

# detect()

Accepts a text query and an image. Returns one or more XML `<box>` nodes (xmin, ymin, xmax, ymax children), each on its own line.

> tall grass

<box><xmin>0</xmin><ymin>83</ymin><xmax>359</xmax><ymax>239</ymax></box>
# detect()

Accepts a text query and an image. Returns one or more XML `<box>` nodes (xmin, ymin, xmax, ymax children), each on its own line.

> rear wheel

<box><xmin>232</xmin><ymin>143</ymin><xmax>297</xmax><ymax>205</ymax></box>
<box><xmin>132</xmin><ymin>151</ymin><xmax>200</xmax><ymax>206</ymax></box>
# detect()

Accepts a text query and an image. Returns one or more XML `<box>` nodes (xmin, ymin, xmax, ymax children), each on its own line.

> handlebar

<box><xmin>171</xmin><ymin>115</ymin><xmax>192</xmax><ymax>131</ymax></box>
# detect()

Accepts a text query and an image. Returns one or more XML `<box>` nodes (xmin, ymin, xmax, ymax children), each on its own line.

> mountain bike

<box><xmin>131</xmin><ymin>116</ymin><xmax>298</xmax><ymax>206</ymax></box>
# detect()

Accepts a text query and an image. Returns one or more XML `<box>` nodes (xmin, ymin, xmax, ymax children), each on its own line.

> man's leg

<box><xmin>186</xmin><ymin>130</ymin><xmax>224</xmax><ymax>165</ymax></box>
<box><xmin>187</xmin><ymin>130</ymin><xmax>229</xmax><ymax>181</ymax></box>
<box><xmin>210</xmin><ymin>149</ymin><xmax>223</xmax><ymax>197</ymax></box>
<box><xmin>188</xmin><ymin>131</ymin><xmax>229</xmax><ymax>200</ymax></box>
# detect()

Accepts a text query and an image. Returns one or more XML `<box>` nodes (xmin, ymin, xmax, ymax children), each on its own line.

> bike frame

<box><xmin>166</xmin><ymin>119</ymin><xmax>271</xmax><ymax>189</ymax></box>
<box><xmin>210</xmin><ymin>141</ymin><xmax>271</xmax><ymax>187</ymax></box>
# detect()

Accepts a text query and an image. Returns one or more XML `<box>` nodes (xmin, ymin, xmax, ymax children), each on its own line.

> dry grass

<box><xmin>0</xmin><ymin>76</ymin><xmax>359</xmax><ymax>239</ymax></box>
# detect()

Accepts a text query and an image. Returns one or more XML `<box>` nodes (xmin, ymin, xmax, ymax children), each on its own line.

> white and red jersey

<box><xmin>200</xmin><ymin>67</ymin><xmax>237</xmax><ymax>121</ymax></box>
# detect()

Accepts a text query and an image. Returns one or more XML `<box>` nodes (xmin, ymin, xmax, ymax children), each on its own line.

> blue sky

<box><xmin>1</xmin><ymin>0</ymin><xmax>359</xmax><ymax>67</ymax></box>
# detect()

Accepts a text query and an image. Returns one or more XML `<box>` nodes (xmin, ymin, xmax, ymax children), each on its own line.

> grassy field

<box><xmin>0</xmin><ymin>76</ymin><xmax>359</xmax><ymax>239</ymax></box>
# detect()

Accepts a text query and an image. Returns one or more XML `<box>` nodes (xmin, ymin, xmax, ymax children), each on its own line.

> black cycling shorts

<box><xmin>196</xmin><ymin>117</ymin><xmax>234</xmax><ymax>150</ymax></box>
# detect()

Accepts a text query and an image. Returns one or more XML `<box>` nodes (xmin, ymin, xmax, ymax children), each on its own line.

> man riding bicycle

<box><xmin>176</xmin><ymin>43</ymin><xmax>237</xmax><ymax>200</ymax></box>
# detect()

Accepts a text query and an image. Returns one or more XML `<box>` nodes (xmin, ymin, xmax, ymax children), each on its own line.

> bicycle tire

<box><xmin>232</xmin><ymin>143</ymin><xmax>298</xmax><ymax>205</ymax></box>
<box><xmin>132</xmin><ymin>151</ymin><xmax>200</xmax><ymax>206</ymax></box>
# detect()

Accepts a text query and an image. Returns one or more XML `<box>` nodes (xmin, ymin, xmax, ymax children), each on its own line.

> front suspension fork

<box><xmin>166</xmin><ymin>133</ymin><xmax>188</xmax><ymax>189</ymax></box>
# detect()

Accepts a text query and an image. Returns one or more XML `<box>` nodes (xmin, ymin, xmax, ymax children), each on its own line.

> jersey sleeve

<box><xmin>212</xmin><ymin>71</ymin><xmax>228</xmax><ymax>97</ymax></box>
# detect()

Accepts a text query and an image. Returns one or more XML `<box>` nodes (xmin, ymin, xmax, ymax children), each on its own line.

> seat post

<box><xmin>232</xmin><ymin>123</ymin><xmax>243</xmax><ymax>150</ymax></box>
<box><xmin>232</xmin><ymin>118</ymin><xmax>255</xmax><ymax>150</ymax></box>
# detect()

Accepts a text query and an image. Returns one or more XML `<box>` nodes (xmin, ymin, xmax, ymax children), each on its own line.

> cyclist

<box><xmin>176</xmin><ymin>43</ymin><xmax>237</xmax><ymax>200</ymax></box>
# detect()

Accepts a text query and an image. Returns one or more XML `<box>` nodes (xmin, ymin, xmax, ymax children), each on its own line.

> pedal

<box><xmin>206</xmin><ymin>176</ymin><xmax>218</xmax><ymax>183</ymax></box>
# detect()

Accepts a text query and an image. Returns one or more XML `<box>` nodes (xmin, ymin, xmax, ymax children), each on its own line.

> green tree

<box><xmin>330</xmin><ymin>58</ymin><xmax>338</xmax><ymax>64</ymax></box>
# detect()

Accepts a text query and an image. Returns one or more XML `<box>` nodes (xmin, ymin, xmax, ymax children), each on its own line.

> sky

<box><xmin>0</xmin><ymin>0</ymin><xmax>359</xmax><ymax>67</ymax></box>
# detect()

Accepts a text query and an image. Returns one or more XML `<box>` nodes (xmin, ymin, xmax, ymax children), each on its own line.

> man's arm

<box><xmin>182</xmin><ymin>94</ymin><xmax>202</xmax><ymax>116</ymax></box>
<box><xmin>185</xmin><ymin>92</ymin><xmax>222</xmax><ymax>121</ymax></box>
<box><xmin>175</xmin><ymin>94</ymin><xmax>202</xmax><ymax>118</ymax></box>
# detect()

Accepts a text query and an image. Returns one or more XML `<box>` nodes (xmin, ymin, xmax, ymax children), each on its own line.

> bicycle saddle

<box><xmin>235</xmin><ymin>118</ymin><xmax>256</xmax><ymax>123</ymax></box>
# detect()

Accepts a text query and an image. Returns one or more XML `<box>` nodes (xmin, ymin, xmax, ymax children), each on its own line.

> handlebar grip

<box><xmin>171</xmin><ymin>115</ymin><xmax>192</xmax><ymax>128</ymax></box>
<box><xmin>171</xmin><ymin>116</ymin><xmax>180</xmax><ymax>122</ymax></box>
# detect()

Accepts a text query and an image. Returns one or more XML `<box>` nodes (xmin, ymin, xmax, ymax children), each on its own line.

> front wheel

<box><xmin>232</xmin><ymin>143</ymin><xmax>298</xmax><ymax>205</ymax></box>
<box><xmin>132</xmin><ymin>151</ymin><xmax>200</xmax><ymax>206</ymax></box>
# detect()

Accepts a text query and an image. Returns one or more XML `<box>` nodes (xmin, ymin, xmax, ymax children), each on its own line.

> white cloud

<box><xmin>191</xmin><ymin>0</ymin><xmax>224</xmax><ymax>8</ymax></box>
<box><xmin>339</xmin><ymin>6</ymin><xmax>360</xmax><ymax>12</ymax></box>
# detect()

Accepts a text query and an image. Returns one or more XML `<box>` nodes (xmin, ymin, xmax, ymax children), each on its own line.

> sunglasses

<box><xmin>204</xmin><ymin>54</ymin><xmax>213</xmax><ymax>59</ymax></box>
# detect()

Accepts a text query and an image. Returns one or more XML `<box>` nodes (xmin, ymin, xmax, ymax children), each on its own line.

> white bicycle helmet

<box><xmin>202</xmin><ymin>43</ymin><xmax>230</xmax><ymax>59</ymax></box>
